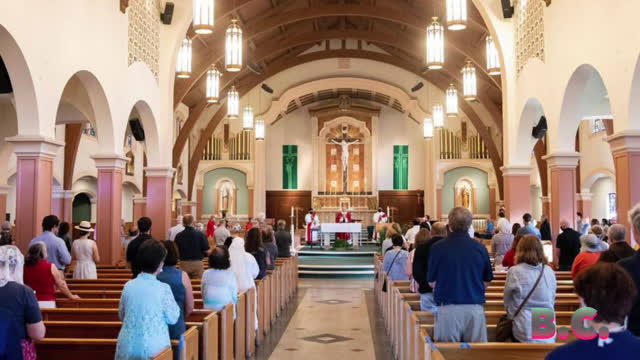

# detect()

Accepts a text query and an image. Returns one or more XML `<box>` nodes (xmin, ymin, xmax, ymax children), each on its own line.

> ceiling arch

<box><xmin>185</xmin><ymin>50</ymin><xmax>504</xmax><ymax>199</ymax></box>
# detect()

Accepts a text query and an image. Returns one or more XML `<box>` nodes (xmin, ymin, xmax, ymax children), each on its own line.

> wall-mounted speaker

<box><xmin>129</xmin><ymin>119</ymin><xmax>146</xmax><ymax>141</ymax></box>
<box><xmin>261</xmin><ymin>83</ymin><xmax>274</xmax><ymax>94</ymax></box>
<box><xmin>160</xmin><ymin>2</ymin><xmax>175</xmax><ymax>25</ymax></box>
<box><xmin>411</xmin><ymin>82</ymin><xmax>424</xmax><ymax>93</ymax></box>
<box><xmin>532</xmin><ymin>116</ymin><xmax>548</xmax><ymax>140</ymax></box>
<box><xmin>501</xmin><ymin>0</ymin><xmax>514</xmax><ymax>18</ymax></box>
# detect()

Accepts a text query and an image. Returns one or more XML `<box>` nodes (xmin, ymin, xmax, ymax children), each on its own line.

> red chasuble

<box><xmin>335</xmin><ymin>211</ymin><xmax>352</xmax><ymax>240</ymax></box>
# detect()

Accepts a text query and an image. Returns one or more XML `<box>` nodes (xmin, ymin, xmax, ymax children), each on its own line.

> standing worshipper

<box><xmin>157</xmin><ymin>241</ymin><xmax>194</xmax><ymax>340</ymax></box>
<box><xmin>555</xmin><ymin>220</ymin><xmax>582</xmax><ymax>271</ymax></box>
<box><xmin>491</xmin><ymin>221</ymin><xmax>514</xmax><ymax>267</ymax></box>
<box><xmin>28</xmin><ymin>215</ymin><xmax>71</xmax><ymax>273</ymax></box>
<box><xmin>383</xmin><ymin>235</ymin><xmax>409</xmax><ymax>281</ymax></box>
<box><xmin>274</xmin><ymin>220</ymin><xmax>292</xmax><ymax>257</ymax></box>
<box><xmin>245</xmin><ymin>228</ymin><xmax>267</xmax><ymax>280</ymax></box>
<box><xmin>174</xmin><ymin>215</ymin><xmax>210</xmax><ymax>279</ymax></box>
<box><xmin>262</xmin><ymin>226</ymin><xmax>278</xmax><ymax>270</ymax></box>
<box><xmin>0</xmin><ymin>246</ymin><xmax>45</xmax><ymax>360</ymax></box>
<box><xmin>428</xmin><ymin>207</ymin><xmax>493</xmax><ymax>342</ymax></box>
<box><xmin>214</xmin><ymin>220</ymin><xmax>231</xmax><ymax>246</ymax></box>
<box><xmin>600</xmin><ymin>224</ymin><xmax>634</xmax><ymax>263</ymax></box>
<box><xmin>577</xmin><ymin>212</ymin><xmax>590</xmax><ymax>236</ymax></box>
<box><xmin>496</xmin><ymin>210</ymin><xmax>510</xmax><ymax>236</ymax></box>
<box><xmin>71</xmin><ymin>221</ymin><xmax>100</xmax><ymax>280</ymax></box>
<box><xmin>304</xmin><ymin>208</ymin><xmax>320</xmax><ymax>245</ymax></box>
<box><xmin>372</xmin><ymin>208</ymin><xmax>388</xmax><ymax>242</ymax></box>
<box><xmin>0</xmin><ymin>222</ymin><xmax>13</xmax><ymax>247</ymax></box>
<box><xmin>206</xmin><ymin>216</ymin><xmax>216</xmax><ymax>241</ymax></box>
<box><xmin>335</xmin><ymin>205</ymin><xmax>352</xmax><ymax>242</ymax></box>
<box><xmin>540</xmin><ymin>215</ymin><xmax>552</xmax><ymax>241</ymax></box>
<box><xmin>619</xmin><ymin>204</ymin><xmax>640</xmax><ymax>335</ymax></box>
<box><xmin>57</xmin><ymin>222</ymin><xmax>73</xmax><ymax>252</ymax></box>
<box><xmin>521</xmin><ymin>213</ymin><xmax>542</xmax><ymax>239</ymax></box>
<box><xmin>167</xmin><ymin>215</ymin><xmax>185</xmax><ymax>241</ymax></box>
<box><xmin>571</xmin><ymin>234</ymin><xmax>602</xmax><ymax>280</ymax></box>
<box><xmin>24</xmin><ymin>243</ymin><xmax>80</xmax><ymax>308</ymax></box>
<box><xmin>115</xmin><ymin>240</ymin><xmax>180</xmax><ymax>360</ymax></box>
<box><xmin>412</xmin><ymin>223</ymin><xmax>447</xmax><ymax>312</ymax></box>
<box><xmin>405</xmin><ymin>218</ymin><xmax>421</xmax><ymax>246</ymax></box>
<box><xmin>202</xmin><ymin>246</ymin><xmax>238</xmax><ymax>312</ymax></box>
<box><xmin>126</xmin><ymin>217</ymin><xmax>154</xmax><ymax>276</ymax></box>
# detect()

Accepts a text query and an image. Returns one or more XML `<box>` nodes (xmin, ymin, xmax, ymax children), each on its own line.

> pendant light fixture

<box><xmin>175</xmin><ymin>38</ymin><xmax>192</xmax><ymax>78</ymax></box>
<box><xmin>485</xmin><ymin>35</ymin><xmax>501</xmax><ymax>75</ymax></box>
<box><xmin>446</xmin><ymin>83</ymin><xmax>458</xmax><ymax>117</ymax></box>
<box><xmin>193</xmin><ymin>0</ymin><xmax>214</xmax><ymax>34</ymax></box>
<box><xmin>446</xmin><ymin>0</ymin><xmax>468</xmax><ymax>31</ymax></box>
<box><xmin>255</xmin><ymin>119</ymin><xmax>265</xmax><ymax>140</ymax></box>
<box><xmin>423</xmin><ymin>118</ymin><xmax>434</xmax><ymax>139</ymax></box>
<box><xmin>426</xmin><ymin>17</ymin><xmax>444</xmax><ymax>70</ymax></box>
<box><xmin>205</xmin><ymin>65</ymin><xmax>221</xmax><ymax>103</ymax></box>
<box><xmin>227</xmin><ymin>86</ymin><xmax>239</xmax><ymax>118</ymax></box>
<box><xmin>225</xmin><ymin>19</ymin><xmax>243</xmax><ymax>72</ymax></box>
<box><xmin>433</xmin><ymin>104</ymin><xmax>444</xmax><ymax>128</ymax></box>
<box><xmin>242</xmin><ymin>105</ymin><xmax>254</xmax><ymax>130</ymax></box>
<box><xmin>462</xmin><ymin>60</ymin><xmax>477</xmax><ymax>101</ymax></box>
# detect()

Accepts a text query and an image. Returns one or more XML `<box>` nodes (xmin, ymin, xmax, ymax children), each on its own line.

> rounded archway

<box><xmin>72</xmin><ymin>193</ymin><xmax>92</xmax><ymax>223</ymax></box>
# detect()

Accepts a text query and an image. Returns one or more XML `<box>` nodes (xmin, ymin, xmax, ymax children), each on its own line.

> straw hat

<box><xmin>74</xmin><ymin>221</ymin><xmax>95</xmax><ymax>232</ymax></box>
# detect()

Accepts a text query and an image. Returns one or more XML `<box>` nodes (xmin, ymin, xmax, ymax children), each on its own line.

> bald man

<box><xmin>555</xmin><ymin>219</ymin><xmax>582</xmax><ymax>271</ymax></box>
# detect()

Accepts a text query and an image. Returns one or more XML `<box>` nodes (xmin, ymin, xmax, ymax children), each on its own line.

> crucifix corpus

<box><xmin>330</xmin><ymin>125</ymin><xmax>360</xmax><ymax>193</ymax></box>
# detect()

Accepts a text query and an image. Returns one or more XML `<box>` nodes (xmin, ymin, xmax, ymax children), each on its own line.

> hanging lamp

<box><xmin>242</xmin><ymin>105</ymin><xmax>254</xmax><ymax>130</ymax></box>
<box><xmin>175</xmin><ymin>38</ymin><xmax>192</xmax><ymax>78</ymax></box>
<box><xmin>485</xmin><ymin>35</ymin><xmax>501</xmax><ymax>75</ymax></box>
<box><xmin>225</xmin><ymin>19</ymin><xmax>243</xmax><ymax>72</ymax></box>
<box><xmin>205</xmin><ymin>65</ymin><xmax>221</xmax><ymax>103</ymax></box>
<box><xmin>426</xmin><ymin>17</ymin><xmax>444</xmax><ymax>70</ymax></box>
<box><xmin>193</xmin><ymin>0</ymin><xmax>214</xmax><ymax>34</ymax></box>
<box><xmin>446</xmin><ymin>83</ymin><xmax>458</xmax><ymax>117</ymax></box>
<box><xmin>423</xmin><ymin>118</ymin><xmax>434</xmax><ymax>139</ymax></box>
<box><xmin>433</xmin><ymin>104</ymin><xmax>445</xmax><ymax>128</ymax></box>
<box><xmin>227</xmin><ymin>86</ymin><xmax>239</xmax><ymax>118</ymax></box>
<box><xmin>462</xmin><ymin>60</ymin><xmax>477</xmax><ymax>101</ymax></box>
<box><xmin>446</xmin><ymin>0</ymin><xmax>468</xmax><ymax>31</ymax></box>
<box><xmin>255</xmin><ymin>119</ymin><xmax>265</xmax><ymax>140</ymax></box>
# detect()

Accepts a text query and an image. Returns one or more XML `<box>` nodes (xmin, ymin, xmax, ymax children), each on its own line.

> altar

<box><xmin>320</xmin><ymin>223</ymin><xmax>362</xmax><ymax>248</ymax></box>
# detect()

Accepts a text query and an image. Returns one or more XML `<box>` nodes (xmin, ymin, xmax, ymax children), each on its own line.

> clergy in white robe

<box><xmin>305</xmin><ymin>209</ymin><xmax>320</xmax><ymax>245</ymax></box>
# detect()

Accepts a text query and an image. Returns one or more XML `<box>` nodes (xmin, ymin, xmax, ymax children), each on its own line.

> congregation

<box><xmin>0</xmin><ymin>212</ymin><xmax>293</xmax><ymax>359</ymax></box>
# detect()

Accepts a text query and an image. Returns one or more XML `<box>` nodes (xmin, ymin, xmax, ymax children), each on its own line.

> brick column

<box><xmin>254</xmin><ymin>139</ymin><xmax>266</xmax><ymax>215</ymax></box>
<box><xmin>424</xmin><ymin>138</ymin><xmax>437</xmax><ymax>218</ymax></box>
<box><xmin>607</xmin><ymin>131</ymin><xmax>640</xmax><ymax>241</ymax></box>
<box><xmin>436</xmin><ymin>187</ymin><xmax>443</xmax><ymax>221</ymax></box>
<box><xmin>7</xmin><ymin>136</ymin><xmax>63</xmax><ymax>251</ymax></box>
<box><xmin>501</xmin><ymin>166</ymin><xmax>532</xmax><ymax>226</ymax></box>
<box><xmin>544</xmin><ymin>153</ymin><xmax>580</xmax><ymax>244</ymax></box>
<box><xmin>132</xmin><ymin>197</ymin><xmax>146</xmax><ymax>223</ymax></box>
<box><xmin>577</xmin><ymin>192</ymin><xmax>592</xmax><ymax>220</ymax></box>
<box><xmin>196</xmin><ymin>186</ymin><xmax>203</xmax><ymax>220</ymax></box>
<box><xmin>92</xmin><ymin>155</ymin><xmax>127</xmax><ymax>265</ymax></box>
<box><xmin>145</xmin><ymin>167</ymin><xmax>175</xmax><ymax>240</ymax></box>
<box><xmin>541</xmin><ymin>196</ymin><xmax>551</xmax><ymax>217</ymax></box>
<box><xmin>0</xmin><ymin>185</ymin><xmax>9</xmax><ymax>222</ymax></box>
<box><xmin>52</xmin><ymin>190</ymin><xmax>74</xmax><ymax>223</ymax></box>
<box><xmin>489</xmin><ymin>186</ymin><xmax>497</xmax><ymax>220</ymax></box>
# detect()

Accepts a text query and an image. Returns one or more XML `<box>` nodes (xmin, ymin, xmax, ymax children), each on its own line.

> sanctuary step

<box><xmin>298</xmin><ymin>245</ymin><xmax>377</xmax><ymax>278</ymax></box>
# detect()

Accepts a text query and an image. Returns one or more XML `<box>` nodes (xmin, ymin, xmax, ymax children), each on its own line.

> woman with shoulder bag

<box><xmin>499</xmin><ymin>235</ymin><xmax>556</xmax><ymax>343</ymax></box>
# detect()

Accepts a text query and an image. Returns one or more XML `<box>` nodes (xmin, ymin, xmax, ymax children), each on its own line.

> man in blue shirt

<box><xmin>28</xmin><ymin>215</ymin><xmax>71</xmax><ymax>271</ymax></box>
<box><xmin>522</xmin><ymin>213</ymin><xmax>542</xmax><ymax>239</ymax></box>
<box><xmin>427</xmin><ymin>207</ymin><xmax>493</xmax><ymax>342</ymax></box>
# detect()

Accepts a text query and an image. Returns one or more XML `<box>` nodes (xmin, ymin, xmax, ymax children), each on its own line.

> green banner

<box><xmin>283</xmin><ymin>145</ymin><xmax>298</xmax><ymax>189</ymax></box>
<box><xmin>393</xmin><ymin>145</ymin><xmax>409</xmax><ymax>190</ymax></box>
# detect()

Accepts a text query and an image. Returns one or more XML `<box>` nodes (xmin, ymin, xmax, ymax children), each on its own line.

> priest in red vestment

<box><xmin>335</xmin><ymin>206</ymin><xmax>352</xmax><ymax>241</ymax></box>
<box><xmin>206</xmin><ymin>216</ymin><xmax>216</xmax><ymax>239</ymax></box>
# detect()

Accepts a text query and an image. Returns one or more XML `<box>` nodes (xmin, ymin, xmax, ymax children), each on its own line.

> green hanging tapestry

<box><xmin>283</xmin><ymin>145</ymin><xmax>298</xmax><ymax>189</ymax></box>
<box><xmin>393</xmin><ymin>145</ymin><xmax>409</xmax><ymax>190</ymax></box>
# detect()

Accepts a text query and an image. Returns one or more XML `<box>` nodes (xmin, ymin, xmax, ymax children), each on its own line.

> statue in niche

<box><xmin>458</xmin><ymin>182</ymin><xmax>472</xmax><ymax>210</ymax></box>
<box><xmin>125</xmin><ymin>151</ymin><xmax>135</xmax><ymax>176</ymax></box>
<box><xmin>219</xmin><ymin>181</ymin><xmax>233</xmax><ymax>213</ymax></box>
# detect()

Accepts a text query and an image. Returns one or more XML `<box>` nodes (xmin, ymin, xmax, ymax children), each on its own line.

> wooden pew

<box><xmin>234</xmin><ymin>291</ymin><xmax>247</xmax><ymax>360</ymax></box>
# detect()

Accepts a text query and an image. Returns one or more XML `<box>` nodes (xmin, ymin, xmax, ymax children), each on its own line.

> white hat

<box><xmin>74</xmin><ymin>221</ymin><xmax>95</xmax><ymax>232</ymax></box>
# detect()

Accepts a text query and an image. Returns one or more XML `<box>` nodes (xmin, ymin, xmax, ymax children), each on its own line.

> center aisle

<box><xmin>257</xmin><ymin>279</ymin><xmax>392</xmax><ymax>360</ymax></box>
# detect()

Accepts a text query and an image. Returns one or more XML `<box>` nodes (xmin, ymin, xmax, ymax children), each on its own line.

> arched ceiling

<box><xmin>171</xmin><ymin>0</ymin><xmax>505</xmax><ymax>199</ymax></box>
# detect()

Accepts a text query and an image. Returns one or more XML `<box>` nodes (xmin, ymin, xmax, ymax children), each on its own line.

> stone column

<box><xmin>544</xmin><ymin>153</ymin><xmax>580</xmax><ymax>243</ymax></box>
<box><xmin>254</xmin><ymin>138</ymin><xmax>266</xmax><ymax>215</ymax></box>
<box><xmin>577</xmin><ymin>192</ymin><xmax>592</xmax><ymax>220</ymax></box>
<box><xmin>248</xmin><ymin>187</ymin><xmax>254</xmax><ymax>218</ymax></box>
<box><xmin>501</xmin><ymin>166</ymin><xmax>532</xmax><ymax>226</ymax></box>
<box><xmin>436</xmin><ymin>187</ymin><xmax>443</xmax><ymax>221</ymax></box>
<box><xmin>489</xmin><ymin>186</ymin><xmax>497</xmax><ymax>220</ymax></box>
<box><xmin>607</xmin><ymin>131</ymin><xmax>640</xmax><ymax>240</ymax></box>
<box><xmin>93</xmin><ymin>155</ymin><xmax>127</xmax><ymax>265</ymax></box>
<box><xmin>132</xmin><ymin>197</ymin><xmax>146</xmax><ymax>223</ymax></box>
<box><xmin>145</xmin><ymin>167</ymin><xmax>175</xmax><ymax>240</ymax></box>
<box><xmin>423</xmin><ymin>138</ymin><xmax>436</xmax><ymax>217</ymax></box>
<box><xmin>196</xmin><ymin>186</ymin><xmax>203</xmax><ymax>220</ymax></box>
<box><xmin>0</xmin><ymin>185</ymin><xmax>10</xmax><ymax>221</ymax></box>
<box><xmin>541</xmin><ymin>196</ymin><xmax>551</xmax><ymax>217</ymax></box>
<box><xmin>7</xmin><ymin>136</ymin><xmax>63</xmax><ymax>250</ymax></box>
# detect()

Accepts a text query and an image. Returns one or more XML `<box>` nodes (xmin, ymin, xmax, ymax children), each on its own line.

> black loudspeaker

<box><xmin>129</xmin><ymin>119</ymin><xmax>146</xmax><ymax>141</ymax></box>
<box><xmin>411</xmin><ymin>82</ymin><xmax>424</xmax><ymax>93</ymax></box>
<box><xmin>261</xmin><ymin>83</ymin><xmax>274</xmax><ymax>94</ymax></box>
<box><xmin>160</xmin><ymin>2</ymin><xmax>175</xmax><ymax>25</ymax></box>
<box><xmin>501</xmin><ymin>0</ymin><xmax>514</xmax><ymax>18</ymax></box>
<box><xmin>0</xmin><ymin>57</ymin><xmax>13</xmax><ymax>94</ymax></box>
<box><xmin>532</xmin><ymin>116</ymin><xmax>548</xmax><ymax>140</ymax></box>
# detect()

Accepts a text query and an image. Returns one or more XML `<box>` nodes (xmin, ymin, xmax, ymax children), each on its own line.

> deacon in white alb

<box><xmin>372</xmin><ymin>208</ymin><xmax>388</xmax><ymax>242</ymax></box>
<box><xmin>305</xmin><ymin>208</ymin><xmax>320</xmax><ymax>245</ymax></box>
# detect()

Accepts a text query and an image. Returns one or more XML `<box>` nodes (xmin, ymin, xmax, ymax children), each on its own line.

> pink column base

<box><xmin>96</xmin><ymin>167</ymin><xmax>124</xmax><ymax>265</ymax></box>
<box><xmin>503</xmin><ymin>174</ymin><xmax>531</xmax><ymax>226</ymax></box>
<box><xmin>612</xmin><ymin>150</ymin><xmax>640</xmax><ymax>239</ymax></box>
<box><xmin>549</xmin><ymin>169</ymin><xmax>577</xmax><ymax>244</ymax></box>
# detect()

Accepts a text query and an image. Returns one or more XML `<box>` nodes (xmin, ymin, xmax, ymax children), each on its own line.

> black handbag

<box><xmin>382</xmin><ymin>250</ymin><xmax>402</xmax><ymax>293</ymax></box>
<box><xmin>496</xmin><ymin>265</ymin><xmax>545</xmax><ymax>342</ymax></box>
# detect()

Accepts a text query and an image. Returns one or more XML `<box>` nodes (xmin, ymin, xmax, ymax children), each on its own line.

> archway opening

<box><xmin>72</xmin><ymin>193</ymin><xmax>92</xmax><ymax>223</ymax></box>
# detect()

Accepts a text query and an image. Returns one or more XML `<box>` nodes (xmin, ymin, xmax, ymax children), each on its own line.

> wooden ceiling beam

<box><xmin>173</xmin><ymin>2</ymin><xmax>499</xmax><ymax>107</ymax></box>
<box><xmin>186</xmin><ymin>49</ymin><xmax>504</xmax><ymax>199</ymax></box>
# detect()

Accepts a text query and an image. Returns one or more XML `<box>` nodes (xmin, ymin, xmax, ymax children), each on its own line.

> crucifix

<box><xmin>329</xmin><ymin>125</ymin><xmax>360</xmax><ymax>193</ymax></box>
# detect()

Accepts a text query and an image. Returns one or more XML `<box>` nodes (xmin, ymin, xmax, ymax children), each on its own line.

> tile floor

<box><xmin>254</xmin><ymin>278</ymin><xmax>392</xmax><ymax>360</ymax></box>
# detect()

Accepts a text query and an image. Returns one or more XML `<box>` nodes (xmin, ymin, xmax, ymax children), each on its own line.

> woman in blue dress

<box><xmin>157</xmin><ymin>241</ymin><xmax>194</xmax><ymax>340</ymax></box>
<box><xmin>116</xmin><ymin>240</ymin><xmax>180</xmax><ymax>360</ymax></box>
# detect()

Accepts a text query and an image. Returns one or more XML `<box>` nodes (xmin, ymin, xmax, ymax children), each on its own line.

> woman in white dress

<box><xmin>72</xmin><ymin>221</ymin><xmax>100</xmax><ymax>280</ymax></box>
<box><xmin>228</xmin><ymin>237</ymin><xmax>259</xmax><ymax>329</ymax></box>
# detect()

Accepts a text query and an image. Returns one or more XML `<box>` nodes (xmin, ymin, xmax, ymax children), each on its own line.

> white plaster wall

<box><xmin>377</xmin><ymin>108</ymin><xmax>424</xmax><ymax>190</ymax></box>
<box><xmin>590</xmin><ymin>177</ymin><xmax>615</xmax><ymax>221</ymax></box>
<box><xmin>578</xmin><ymin>120</ymin><xmax>614</xmax><ymax>189</ymax></box>
<box><xmin>265</xmin><ymin>108</ymin><xmax>313</xmax><ymax>191</ymax></box>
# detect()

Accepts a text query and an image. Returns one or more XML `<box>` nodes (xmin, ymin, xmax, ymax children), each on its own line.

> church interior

<box><xmin>1</xmin><ymin>0</ymin><xmax>640</xmax><ymax>359</ymax></box>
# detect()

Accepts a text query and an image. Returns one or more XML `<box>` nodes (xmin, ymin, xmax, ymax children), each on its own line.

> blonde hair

<box><xmin>629</xmin><ymin>204</ymin><xmax>640</xmax><ymax>235</ymax></box>
<box><xmin>515</xmin><ymin>235</ymin><xmax>548</xmax><ymax>266</ymax></box>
